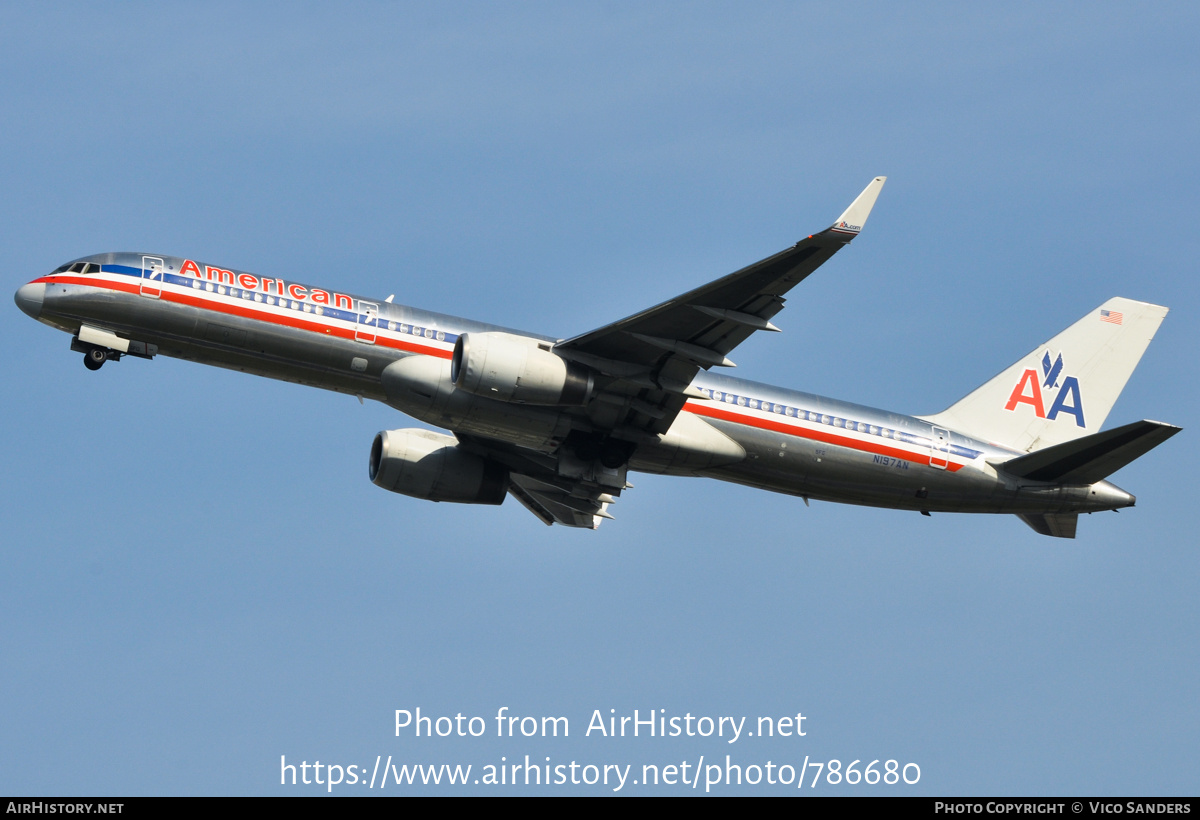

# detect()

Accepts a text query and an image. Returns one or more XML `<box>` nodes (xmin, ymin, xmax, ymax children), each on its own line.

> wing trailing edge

<box><xmin>507</xmin><ymin>473</ymin><xmax>615</xmax><ymax>529</ymax></box>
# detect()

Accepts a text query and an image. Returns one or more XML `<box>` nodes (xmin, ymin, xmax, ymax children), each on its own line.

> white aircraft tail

<box><xmin>924</xmin><ymin>298</ymin><xmax>1169</xmax><ymax>452</ymax></box>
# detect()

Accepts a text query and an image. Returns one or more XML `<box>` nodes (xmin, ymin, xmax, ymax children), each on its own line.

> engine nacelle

<box><xmin>369</xmin><ymin>428</ymin><xmax>508</xmax><ymax>505</ymax></box>
<box><xmin>451</xmin><ymin>332</ymin><xmax>593</xmax><ymax>405</ymax></box>
<box><xmin>380</xmin><ymin>355</ymin><xmax>574</xmax><ymax>452</ymax></box>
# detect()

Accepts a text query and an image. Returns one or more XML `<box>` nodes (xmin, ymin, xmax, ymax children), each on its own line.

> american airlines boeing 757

<box><xmin>14</xmin><ymin>178</ymin><xmax>1179</xmax><ymax>537</ymax></box>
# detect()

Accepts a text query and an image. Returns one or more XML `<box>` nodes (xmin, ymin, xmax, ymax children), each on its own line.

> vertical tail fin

<box><xmin>924</xmin><ymin>298</ymin><xmax>1168</xmax><ymax>452</ymax></box>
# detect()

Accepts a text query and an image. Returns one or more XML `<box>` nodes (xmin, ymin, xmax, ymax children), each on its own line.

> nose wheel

<box><xmin>83</xmin><ymin>347</ymin><xmax>108</xmax><ymax>371</ymax></box>
<box><xmin>71</xmin><ymin>333</ymin><xmax>145</xmax><ymax>369</ymax></box>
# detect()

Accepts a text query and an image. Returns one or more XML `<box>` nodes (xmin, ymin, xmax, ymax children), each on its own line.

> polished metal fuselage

<box><xmin>20</xmin><ymin>252</ymin><xmax>1134</xmax><ymax>518</ymax></box>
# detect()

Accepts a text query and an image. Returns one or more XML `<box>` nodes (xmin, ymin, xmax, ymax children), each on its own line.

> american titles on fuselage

<box><xmin>177</xmin><ymin>259</ymin><xmax>354</xmax><ymax>310</ymax></box>
<box><xmin>52</xmin><ymin>256</ymin><xmax>457</xmax><ymax>350</ymax></box>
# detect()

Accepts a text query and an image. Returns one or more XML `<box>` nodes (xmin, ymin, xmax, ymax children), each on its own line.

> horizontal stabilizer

<box><xmin>1017</xmin><ymin>513</ymin><xmax>1078</xmax><ymax>539</ymax></box>
<box><xmin>995</xmin><ymin>420</ymin><xmax>1181</xmax><ymax>484</ymax></box>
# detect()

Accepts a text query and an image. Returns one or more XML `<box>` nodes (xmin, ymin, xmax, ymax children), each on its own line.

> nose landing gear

<box><xmin>70</xmin><ymin>326</ymin><xmax>157</xmax><ymax>371</ymax></box>
<box><xmin>83</xmin><ymin>347</ymin><xmax>109</xmax><ymax>370</ymax></box>
<box><xmin>71</xmin><ymin>336</ymin><xmax>122</xmax><ymax>371</ymax></box>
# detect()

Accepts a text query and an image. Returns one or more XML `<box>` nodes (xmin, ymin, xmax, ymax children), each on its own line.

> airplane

<box><xmin>13</xmin><ymin>177</ymin><xmax>1180</xmax><ymax>537</ymax></box>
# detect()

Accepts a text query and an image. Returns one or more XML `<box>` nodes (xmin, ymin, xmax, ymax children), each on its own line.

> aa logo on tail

<box><xmin>1003</xmin><ymin>351</ymin><xmax>1086</xmax><ymax>427</ymax></box>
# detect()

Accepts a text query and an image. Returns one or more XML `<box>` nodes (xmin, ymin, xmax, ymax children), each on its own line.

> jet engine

<box><xmin>451</xmin><ymin>332</ymin><xmax>593</xmax><ymax>405</ymax></box>
<box><xmin>369</xmin><ymin>428</ymin><xmax>508</xmax><ymax>505</ymax></box>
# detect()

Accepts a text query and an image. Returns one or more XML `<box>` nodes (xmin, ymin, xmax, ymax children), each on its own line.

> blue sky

<box><xmin>2</xmin><ymin>3</ymin><xmax>1197</xmax><ymax>795</ymax></box>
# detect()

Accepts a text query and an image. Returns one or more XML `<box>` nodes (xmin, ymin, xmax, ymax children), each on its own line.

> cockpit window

<box><xmin>52</xmin><ymin>261</ymin><xmax>102</xmax><ymax>274</ymax></box>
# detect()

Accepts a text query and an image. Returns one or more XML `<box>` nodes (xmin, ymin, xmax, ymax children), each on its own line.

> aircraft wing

<box><xmin>455</xmin><ymin>178</ymin><xmax>886</xmax><ymax>528</ymax></box>
<box><xmin>506</xmin><ymin>473</ymin><xmax>615</xmax><ymax>529</ymax></box>
<box><xmin>454</xmin><ymin>433</ymin><xmax>619</xmax><ymax>528</ymax></box>
<box><xmin>554</xmin><ymin>177</ymin><xmax>886</xmax><ymax>437</ymax></box>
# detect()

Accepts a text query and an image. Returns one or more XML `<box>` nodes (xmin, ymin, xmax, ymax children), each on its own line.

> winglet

<box><xmin>829</xmin><ymin>176</ymin><xmax>886</xmax><ymax>236</ymax></box>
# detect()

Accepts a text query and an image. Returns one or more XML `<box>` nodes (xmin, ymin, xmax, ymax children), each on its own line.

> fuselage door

<box><xmin>356</xmin><ymin>301</ymin><xmax>379</xmax><ymax>344</ymax></box>
<box><xmin>140</xmin><ymin>256</ymin><xmax>165</xmax><ymax>298</ymax></box>
<box><xmin>930</xmin><ymin>426</ymin><xmax>950</xmax><ymax>470</ymax></box>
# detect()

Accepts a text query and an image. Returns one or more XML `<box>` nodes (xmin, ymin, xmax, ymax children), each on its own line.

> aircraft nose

<box><xmin>14</xmin><ymin>282</ymin><xmax>45</xmax><ymax>320</ymax></box>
